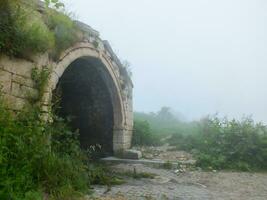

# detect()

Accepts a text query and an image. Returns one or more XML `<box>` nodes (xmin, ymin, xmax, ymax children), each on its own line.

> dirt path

<box><xmin>88</xmin><ymin>146</ymin><xmax>267</xmax><ymax>200</ymax></box>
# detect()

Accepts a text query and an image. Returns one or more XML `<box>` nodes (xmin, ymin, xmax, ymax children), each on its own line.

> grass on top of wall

<box><xmin>0</xmin><ymin>0</ymin><xmax>81</xmax><ymax>60</ymax></box>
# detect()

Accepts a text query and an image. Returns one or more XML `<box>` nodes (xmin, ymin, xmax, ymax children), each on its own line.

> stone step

<box><xmin>100</xmin><ymin>157</ymin><xmax>196</xmax><ymax>169</ymax></box>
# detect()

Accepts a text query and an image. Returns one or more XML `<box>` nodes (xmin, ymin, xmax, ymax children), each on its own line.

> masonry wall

<box><xmin>0</xmin><ymin>54</ymin><xmax>49</xmax><ymax>111</ymax></box>
<box><xmin>0</xmin><ymin>41</ymin><xmax>134</xmax><ymax>154</ymax></box>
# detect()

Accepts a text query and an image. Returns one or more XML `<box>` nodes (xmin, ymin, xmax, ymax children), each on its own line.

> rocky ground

<box><xmin>133</xmin><ymin>144</ymin><xmax>194</xmax><ymax>162</ymax></box>
<box><xmin>87</xmin><ymin>146</ymin><xmax>267</xmax><ymax>200</ymax></box>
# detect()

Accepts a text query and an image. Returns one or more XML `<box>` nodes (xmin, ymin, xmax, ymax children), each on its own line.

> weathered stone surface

<box><xmin>41</xmin><ymin>105</ymin><xmax>50</xmax><ymax>113</ymax></box>
<box><xmin>11</xmin><ymin>82</ymin><xmax>38</xmax><ymax>99</ymax></box>
<box><xmin>12</xmin><ymin>74</ymin><xmax>35</xmax><ymax>88</ymax></box>
<box><xmin>0</xmin><ymin>69</ymin><xmax>12</xmax><ymax>93</ymax></box>
<box><xmin>41</xmin><ymin>92</ymin><xmax>52</xmax><ymax>105</ymax></box>
<box><xmin>120</xmin><ymin>150</ymin><xmax>142</xmax><ymax>160</ymax></box>
<box><xmin>3</xmin><ymin>94</ymin><xmax>27</xmax><ymax>110</ymax></box>
<box><xmin>30</xmin><ymin>53</ymin><xmax>49</xmax><ymax>67</ymax></box>
<box><xmin>0</xmin><ymin>55</ymin><xmax>36</xmax><ymax>78</ymax></box>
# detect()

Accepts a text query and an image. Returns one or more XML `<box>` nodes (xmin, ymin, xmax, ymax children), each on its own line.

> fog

<box><xmin>62</xmin><ymin>0</ymin><xmax>267</xmax><ymax>123</ymax></box>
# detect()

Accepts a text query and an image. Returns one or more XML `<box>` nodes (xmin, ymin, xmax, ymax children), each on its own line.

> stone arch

<box><xmin>45</xmin><ymin>42</ymin><xmax>128</xmax><ymax>155</ymax></box>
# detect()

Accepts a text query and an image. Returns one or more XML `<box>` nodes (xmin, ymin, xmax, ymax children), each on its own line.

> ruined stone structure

<box><xmin>0</xmin><ymin>21</ymin><xmax>133</xmax><ymax>156</ymax></box>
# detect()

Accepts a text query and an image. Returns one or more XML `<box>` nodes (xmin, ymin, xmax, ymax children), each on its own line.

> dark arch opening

<box><xmin>53</xmin><ymin>57</ymin><xmax>114</xmax><ymax>157</ymax></box>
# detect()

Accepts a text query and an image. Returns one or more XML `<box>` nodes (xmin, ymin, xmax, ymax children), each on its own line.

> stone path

<box><xmin>88</xmin><ymin>163</ymin><xmax>267</xmax><ymax>200</ymax></box>
<box><xmin>86</xmin><ymin>145</ymin><xmax>267</xmax><ymax>200</ymax></box>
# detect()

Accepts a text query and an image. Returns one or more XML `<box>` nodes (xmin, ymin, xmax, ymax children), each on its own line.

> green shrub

<box><xmin>0</xmin><ymin>0</ymin><xmax>80</xmax><ymax>59</ymax></box>
<box><xmin>134</xmin><ymin>108</ymin><xmax>199</xmax><ymax>140</ymax></box>
<box><xmin>0</xmin><ymin>93</ymin><xmax>118</xmax><ymax>199</ymax></box>
<box><xmin>0</xmin><ymin>103</ymin><xmax>48</xmax><ymax>199</ymax></box>
<box><xmin>45</xmin><ymin>10</ymin><xmax>81</xmax><ymax>59</ymax></box>
<box><xmin>22</xmin><ymin>20</ymin><xmax>55</xmax><ymax>55</ymax></box>
<box><xmin>0</xmin><ymin>0</ymin><xmax>55</xmax><ymax>57</ymax></box>
<box><xmin>162</xmin><ymin>161</ymin><xmax>173</xmax><ymax>169</ymax></box>
<box><xmin>132</xmin><ymin>120</ymin><xmax>162</xmax><ymax>146</ymax></box>
<box><xmin>169</xmin><ymin>116</ymin><xmax>267</xmax><ymax>171</ymax></box>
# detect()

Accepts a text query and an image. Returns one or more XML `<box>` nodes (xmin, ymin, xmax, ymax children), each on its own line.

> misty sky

<box><xmin>62</xmin><ymin>0</ymin><xmax>267</xmax><ymax>123</ymax></box>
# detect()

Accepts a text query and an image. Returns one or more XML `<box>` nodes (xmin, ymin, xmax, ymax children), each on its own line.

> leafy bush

<box><xmin>0</xmin><ymin>101</ymin><xmax>86</xmax><ymax>199</ymax></box>
<box><xmin>135</xmin><ymin>108</ymin><xmax>267</xmax><ymax>171</ymax></box>
<box><xmin>45</xmin><ymin>10</ymin><xmax>81</xmax><ymax>59</ymax></box>
<box><xmin>0</xmin><ymin>0</ymin><xmax>80</xmax><ymax>59</ymax></box>
<box><xmin>0</xmin><ymin>0</ymin><xmax>54</xmax><ymax>57</ymax></box>
<box><xmin>168</xmin><ymin>116</ymin><xmax>267</xmax><ymax>171</ymax></box>
<box><xmin>0</xmin><ymin>94</ymin><xmax>118</xmax><ymax>199</ymax></box>
<box><xmin>22</xmin><ymin>19</ymin><xmax>55</xmax><ymax>55</ymax></box>
<box><xmin>134</xmin><ymin>107</ymin><xmax>198</xmax><ymax>139</ymax></box>
<box><xmin>132</xmin><ymin>120</ymin><xmax>162</xmax><ymax>146</ymax></box>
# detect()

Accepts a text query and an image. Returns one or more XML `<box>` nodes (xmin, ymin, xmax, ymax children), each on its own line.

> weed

<box><xmin>31</xmin><ymin>67</ymin><xmax>51</xmax><ymax>103</ymax></box>
<box><xmin>87</xmin><ymin>163</ymin><xmax>125</xmax><ymax>186</ymax></box>
<box><xmin>0</xmin><ymin>0</ymin><xmax>80</xmax><ymax>59</ymax></box>
<box><xmin>92</xmin><ymin>40</ymin><xmax>99</xmax><ymax>48</ymax></box>
<box><xmin>0</xmin><ymin>0</ymin><xmax>55</xmax><ymax>57</ymax></box>
<box><xmin>45</xmin><ymin>9</ymin><xmax>81</xmax><ymax>59</ymax></box>
<box><xmin>162</xmin><ymin>161</ymin><xmax>173</xmax><ymax>169</ymax></box>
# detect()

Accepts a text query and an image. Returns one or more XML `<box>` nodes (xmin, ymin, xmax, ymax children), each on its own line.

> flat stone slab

<box><xmin>122</xmin><ymin>149</ymin><xmax>142</xmax><ymax>159</ymax></box>
<box><xmin>100</xmin><ymin>157</ymin><xmax>195</xmax><ymax>169</ymax></box>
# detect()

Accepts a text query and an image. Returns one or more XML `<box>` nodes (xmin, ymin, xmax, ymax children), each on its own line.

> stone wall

<box><xmin>0</xmin><ymin>25</ymin><xmax>133</xmax><ymax>154</ymax></box>
<box><xmin>0</xmin><ymin>54</ymin><xmax>48</xmax><ymax>111</ymax></box>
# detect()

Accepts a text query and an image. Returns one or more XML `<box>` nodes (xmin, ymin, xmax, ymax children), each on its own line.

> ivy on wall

<box><xmin>31</xmin><ymin>67</ymin><xmax>51</xmax><ymax>104</ymax></box>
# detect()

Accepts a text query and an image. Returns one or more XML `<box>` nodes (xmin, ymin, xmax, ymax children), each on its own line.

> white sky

<box><xmin>62</xmin><ymin>0</ymin><xmax>267</xmax><ymax>123</ymax></box>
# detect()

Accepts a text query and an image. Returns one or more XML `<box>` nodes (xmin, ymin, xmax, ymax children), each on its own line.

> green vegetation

<box><xmin>134</xmin><ymin>107</ymin><xmax>267</xmax><ymax>171</ymax></box>
<box><xmin>132</xmin><ymin>120</ymin><xmax>162</xmax><ymax>146</ymax></box>
<box><xmin>0</xmin><ymin>100</ymin><xmax>82</xmax><ymax>199</ymax></box>
<box><xmin>0</xmin><ymin>65</ymin><xmax>121</xmax><ymax>199</ymax></box>
<box><xmin>87</xmin><ymin>163</ymin><xmax>125</xmax><ymax>186</ymax></box>
<box><xmin>134</xmin><ymin>107</ymin><xmax>198</xmax><ymax>138</ymax></box>
<box><xmin>0</xmin><ymin>92</ymin><xmax>121</xmax><ymax>199</ymax></box>
<box><xmin>45</xmin><ymin>9</ymin><xmax>81</xmax><ymax>59</ymax></box>
<box><xmin>168</xmin><ymin>116</ymin><xmax>267</xmax><ymax>171</ymax></box>
<box><xmin>133</xmin><ymin>107</ymin><xmax>195</xmax><ymax>146</ymax></box>
<box><xmin>44</xmin><ymin>0</ymin><xmax>64</xmax><ymax>9</ymax></box>
<box><xmin>31</xmin><ymin>67</ymin><xmax>51</xmax><ymax>103</ymax></box>
<box><xmin>0</xmin><ymin>0</ymin><xmax>81</xmax><ymax>59</ymax></box>
<box><xmin>0</xmin><ymin>0</ymin><xmax>54</xmax><ymax>57</ymax></box>
<box><xmin>162</xmin><ymin>161</ymin><xmax>173</xmax><ymax>170</ymax></box>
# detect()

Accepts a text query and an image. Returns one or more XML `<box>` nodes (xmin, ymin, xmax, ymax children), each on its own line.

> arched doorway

<box><xmin>52</xmin><ymin>56</ymin><xmax>119</xmax><ymax>156</ymax></box>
